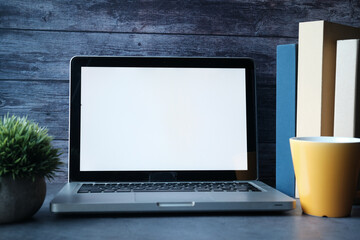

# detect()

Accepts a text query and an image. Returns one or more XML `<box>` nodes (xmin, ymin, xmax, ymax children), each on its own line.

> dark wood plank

<box><xmin>257</xmin><ymin>85</ymin><xmax>276</xmax><ymax>143</ymax></box>
<box><xmin>258</xmin><ymin>143</ymin><xmax>276</xmax><ymax>187</ymax></box>
<box><xmin>0</xmin><ymin>80</ymin><xmax>69</xmax><ymax>140</ymax></box>
<box><xmin>51</xmin><ymin>139</ymin><xmax>68</xmax><ymax>183</ymax></box>
<box><xmin>0</xmin><ymin>0</ymin><xmax>359</xmax><ymax>38</ymax></box>
<box><xmin>0</xmin><ymin>29</ymin><xmax>295</xmax><ymax>84</ymax></box>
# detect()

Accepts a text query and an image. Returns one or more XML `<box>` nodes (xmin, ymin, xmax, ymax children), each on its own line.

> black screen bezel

<box><xmin>69</xmin><ymin>56</ymin><xmax>257</xmax><ymax>182</ymax></box>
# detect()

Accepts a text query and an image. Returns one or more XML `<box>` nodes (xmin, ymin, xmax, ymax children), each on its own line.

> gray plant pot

<box><xmin>0</xmin><ymin>176</ymin><xmax>46</xmax><ymax>224</ymax></box>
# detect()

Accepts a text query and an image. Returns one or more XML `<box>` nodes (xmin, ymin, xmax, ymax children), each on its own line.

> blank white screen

<box><xmin>80</xmin><ymin>67</ymin><xmax>247</xmax><ymax>171</ymax></box>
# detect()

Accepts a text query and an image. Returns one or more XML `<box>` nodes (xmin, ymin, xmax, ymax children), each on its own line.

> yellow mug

<box><xmin>290</xmin><ymin>137</ymin><xmax>360</xmax><ymax>218</ymax></box>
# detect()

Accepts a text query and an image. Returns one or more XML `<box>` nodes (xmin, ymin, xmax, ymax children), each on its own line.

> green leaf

<box><xmin>0</xmin><ymin>114</ymin><xmax>62</xmax><ymax>181</ymax></box>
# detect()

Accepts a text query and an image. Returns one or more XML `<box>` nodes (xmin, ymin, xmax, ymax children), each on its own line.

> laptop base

<box><xmin>50</xmin><ymin>181</ymin><xmax>295</xmax><ymax>214</ymax></box>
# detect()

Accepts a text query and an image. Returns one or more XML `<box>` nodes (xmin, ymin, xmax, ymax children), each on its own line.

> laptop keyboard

<box><xmin>77</xmin><ymin>182</ymin><xmax>261</xmax><ymax>193</ymax></box>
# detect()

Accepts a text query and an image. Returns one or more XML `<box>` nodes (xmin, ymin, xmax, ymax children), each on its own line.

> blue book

<box><xmin>276</xmin><ymin>44</ymin><xmax>297</xmax><ymax>197</ymax></box>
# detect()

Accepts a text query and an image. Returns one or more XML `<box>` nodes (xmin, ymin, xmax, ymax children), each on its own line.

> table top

<box><xmin>1</xmin><ymin>183</ymin><xmax>359</xmax><ymax>240</ymax></box>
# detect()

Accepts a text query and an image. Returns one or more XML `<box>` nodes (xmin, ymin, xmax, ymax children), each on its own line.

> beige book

<box><xmin>296</xmin><ymin>21</ymin><xmax>360</xmax><ymax>198</ymax></box>
<box><xmin>297</xmin><ymin>21</ymin><xmax>360</xmax><ymax>137</ymax></box>
<box><xmin>334</xmin><ymin>39</ymin><xmax>360</xmax><ymax>203</ymax></box>
<box><xmin>334</xmin><ymin>39</ymin><xmax>360</xmax><ymax>137</ymax></box>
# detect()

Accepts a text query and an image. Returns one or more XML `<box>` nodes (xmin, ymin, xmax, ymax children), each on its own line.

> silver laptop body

<box><xmin>50</xmin><ymin>56</ymin><xmax>295</xmax><ymax>214</ymax></box>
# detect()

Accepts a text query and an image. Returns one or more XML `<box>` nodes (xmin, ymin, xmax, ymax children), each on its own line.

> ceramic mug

<box><xmin>290</xmin><ymin>137</ymin><xmax>360</xmax><ymax>217</ymax></box>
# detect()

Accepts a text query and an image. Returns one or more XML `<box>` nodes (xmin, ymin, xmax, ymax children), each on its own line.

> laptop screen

<box><xmin>69</xmin><ymin>57</ymin><xmax>257</xmax><ymax>182</ymax></box>
<box><xmin>80</xmin><ymin>67</ymin><xmax>247</xmax><ymax>171</ymax></box>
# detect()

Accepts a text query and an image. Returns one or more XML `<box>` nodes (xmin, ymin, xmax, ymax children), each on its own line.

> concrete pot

<box><xmin>0</xmin><ymin>176</ymin><xmax>46</xmax><ymax>224</ymax></box>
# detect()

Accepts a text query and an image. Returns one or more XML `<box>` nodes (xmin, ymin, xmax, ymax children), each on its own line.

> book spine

<box><xmin>296</xmin><ymin>21</ymin><xmax>324</xmax><ymax>138</ymax></box>
<box><xmin>334</xmin><ymin>39</ymin><xmax>360</xmax><ymax>137</ymax></box>
<box><xmin>276</xmin><ymin>44</ymin><xmax>297</xmax><ymax>198</ymax></box>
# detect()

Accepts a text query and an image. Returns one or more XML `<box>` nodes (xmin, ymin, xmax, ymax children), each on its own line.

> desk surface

<box><xmin>1</xmin><ymin>183</ymin><xmax>359</xmax><ymax>240</ymax></box>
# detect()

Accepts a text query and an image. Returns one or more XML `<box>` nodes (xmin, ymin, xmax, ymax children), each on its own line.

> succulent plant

<box><xmin>0</xmin><ymin>114</ymin><xmax>62</xmax><ymax>181</ymax></box>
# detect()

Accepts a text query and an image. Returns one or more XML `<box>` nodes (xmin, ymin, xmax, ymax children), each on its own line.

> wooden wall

<box><xmin>1</xmin><ymin>0</ymin><xmax>359</xmax><ymax>185</ymax></box>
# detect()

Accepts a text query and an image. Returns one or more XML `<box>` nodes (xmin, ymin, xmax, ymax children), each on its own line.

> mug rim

<box><xmin>290</xmin><ymin>136</ymin><xmax>360</xmax><ymax>143</ymax></box>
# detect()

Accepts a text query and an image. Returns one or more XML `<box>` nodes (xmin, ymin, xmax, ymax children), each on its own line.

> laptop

<box><xmin>50</xmin><ymin>56</ymin><xmax>295</xmax><ymax>213</ymax></box>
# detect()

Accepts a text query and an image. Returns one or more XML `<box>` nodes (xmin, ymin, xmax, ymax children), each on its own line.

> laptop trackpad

<box><xmin>135</xmin><ymin>192</ymin><xmax>212</xmax><ymax>203</ymax></box>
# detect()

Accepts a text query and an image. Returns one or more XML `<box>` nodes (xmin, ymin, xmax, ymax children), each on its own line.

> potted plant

<box><xmin>0</xmin><ymin>114</ymin><xmax>62</xmax><ymax>223</ymax></box>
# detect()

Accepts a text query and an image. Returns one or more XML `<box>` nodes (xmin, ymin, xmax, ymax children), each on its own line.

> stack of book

<box><xmin>276</xmin><ymin>21</ymin><xmax>360</xmax><ymax>198</ymax></box>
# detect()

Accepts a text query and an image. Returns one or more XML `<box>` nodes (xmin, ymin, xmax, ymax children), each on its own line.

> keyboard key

<box><xmin>103</xmin><ymin>189</ymin><xmax>115</xmax><ymax>193</ymax></box>
<box><xmin>89</xmin><ymin>190</ymin><xmax>102</xmax><ymax>193</ymax></box>
<box><xmin>78</xmin><ymin>189</ymin><xmax>90</xmax><ymax>193</ymax></box>
<box><xmin>116</xmin><ymin>189</ymin><xmax>131</xmax><ymax>192</ymax></box>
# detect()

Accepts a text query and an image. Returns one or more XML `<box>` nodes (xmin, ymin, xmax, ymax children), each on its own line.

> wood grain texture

<box><xmin>51</xmin><ymin>140</ymin><xmax>68</xmax><ymax>183</ymax></box>
<box><xmin>257</xmin><ymin>86</ymin><xmax>276</xmax><ymax>143</ymax></box>
<box><xmin>258</xmin><ymin>143</ymin><xmax>275</xmax><ymax>187</ymax></box>
<box><xmin>0</xmin><ymin>29</ymin><xmax>294</xmax><ymax>84</ymax></box>
<box><xmin>1</xmin><ymin>0</ymin><xmax>359</xmax><ymax>184</ymax></box>
<box><xmin>0</xmin><ymin>80</ymin><xmax>69</xmax><ymax>140</ymax></box>
<box><xmin>1</xmin><ymin>0</ymin><xmax>359</xmax><ymax>37</ymax></box>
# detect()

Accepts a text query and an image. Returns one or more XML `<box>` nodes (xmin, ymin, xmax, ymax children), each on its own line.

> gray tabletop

<box><xmin>1</xmin><ymin>183</ymin><xmax>359</xmax><ymax>240</ymax></box>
